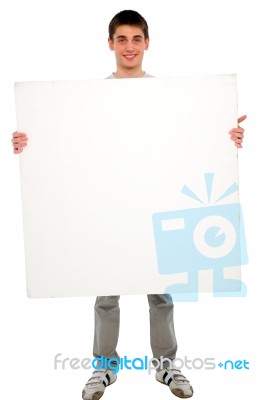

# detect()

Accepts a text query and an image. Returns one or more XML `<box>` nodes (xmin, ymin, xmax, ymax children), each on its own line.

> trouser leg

<box><xmin>93</xmin><ymin>296</ymin><xmax>120</xmax><ymax>366</ymax></box>
<box><xmin>148</xmin><ymin>294</ymin><xmax>178</xmax><ymax>370</ymax></box>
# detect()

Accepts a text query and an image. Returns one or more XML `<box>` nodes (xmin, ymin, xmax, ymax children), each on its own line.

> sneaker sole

<box><xmin>82</xmin><ymin>391</ymin><xmax>104</xmax><ymax>400</ymax></box>
<box><xmin>156</xmin><ymin>378</ymin><xmax>193</xmax><ymax>398</ymax></box>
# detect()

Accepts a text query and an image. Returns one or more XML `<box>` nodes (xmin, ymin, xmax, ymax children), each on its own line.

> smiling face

<box><xmin>108</xmin><ymin>25</ymin><xmax>150</xmax><ymax>78</ymax></box>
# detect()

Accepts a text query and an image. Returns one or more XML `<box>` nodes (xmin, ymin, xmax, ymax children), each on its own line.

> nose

<box><xmin>125</xmin><ymin>41</ymin><xmax>135</xmax><ymax>52</ymax></box>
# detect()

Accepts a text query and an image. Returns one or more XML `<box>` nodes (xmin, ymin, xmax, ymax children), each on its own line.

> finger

<box><xmin>230</xmin><ymin>133</ymin><xmax>244</xmax><ymax>143</ymax></box>
<box><xmin>13</xmin><ymin>147</ymin><xmax>23</xmax><ymax>154</ymax></box>
<box><xmin>13</xmin><ymin>144</ymin><xmax>27</xmax><ymax>152</ymax></box>
<box><xmin>237</xmin><ymin>115</ymin><xmax>247</xmax><ymax>124</ymax></box>
<box><xmin>231</xmin><ymin>132</ymin><xmax>244</xmax><ymax>139</ymax></box>
<box><xmin>229</xmin><ymin>132</ymin><xmax>244</xmax><ymax>140</ymax></box>
<box><xmin>12</xmin><ymin>131</ymin><xmax>27</xmax><ymax>138</ymax></box>
<box><xmin>12</xmin><ymin>141</ymin><xmax>27</xmax><ymax>151</ymax></box>
<box><xmin>233</xmin><ymin>138</ymin><xmax>243</xmax><ymax>148</ymax></box>
<box><xmin>11</xmin><ymin>136</ymin><xmax>28</xmax><ymax>144</ymax></box>
<box><xmin>229</xmin><ymin>129</ymin><xmax>244</xmax><ymax>136</ymax></box>
<box><xmin>233</xmin><ymin>126</ymin><xmax>244</xmax><ymax>132</ymax></box>
<box><xmin>230</xmin><ymin>126</ymin><xmax>244</xmax><ymax>133</ymax></box>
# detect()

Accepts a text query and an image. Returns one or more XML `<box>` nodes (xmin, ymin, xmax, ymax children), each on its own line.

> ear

<box><xmin>108</xmin><ymin>37</ymin><xmax>114</xmax><ymax>51</ymax></box>
<box><xmin>145</xmin><ymin>38</ymin><xmax>150</xmax><ymax>51</ymax></box>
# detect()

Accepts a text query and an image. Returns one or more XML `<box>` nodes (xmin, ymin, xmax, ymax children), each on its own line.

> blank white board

<box><xmin>14</xmin><ymin>76</ymin><xmax>247</xmax><ymax>298</ymax></box>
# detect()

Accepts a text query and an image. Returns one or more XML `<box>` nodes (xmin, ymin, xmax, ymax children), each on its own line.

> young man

<box><xmin>12</xmin><ymin>9</ymin><xmax>246</xmax><ymax>400</ymax></box>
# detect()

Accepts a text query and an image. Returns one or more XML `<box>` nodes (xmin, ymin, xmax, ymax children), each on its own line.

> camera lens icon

<box><xmin>193</xmin><ymin>215</ymin><xmax>236</xmax><ymax>259</ymax></box>
<box><xmin>152</xmin><ymin>203</ymin><xmax>248</xmax><ymax>275</ymax></box>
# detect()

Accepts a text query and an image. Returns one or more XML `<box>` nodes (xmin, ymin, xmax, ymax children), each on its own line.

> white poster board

<box><xmin>14</xmin><ymin>76</ymin><xmax>247</xmax><ymax>298</ymax></box>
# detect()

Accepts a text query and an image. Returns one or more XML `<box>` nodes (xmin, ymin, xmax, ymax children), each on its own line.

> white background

<box><xmin>0</xmin><ymin>0</ymin><xmax>265</xmax><ymax>399</ymax></box>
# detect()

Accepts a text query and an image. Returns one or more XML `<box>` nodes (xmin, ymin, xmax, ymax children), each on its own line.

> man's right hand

<box><xmin>12</xmin><ymin>131</ymin><xmax>28</xmax><ymax>154</ymax></box>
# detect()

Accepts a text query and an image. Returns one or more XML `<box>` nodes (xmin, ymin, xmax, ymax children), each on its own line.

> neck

<box><xmin>114</xmin><ymin>67</ymin><xmax>145</xmax><ymax>79</ymax></box>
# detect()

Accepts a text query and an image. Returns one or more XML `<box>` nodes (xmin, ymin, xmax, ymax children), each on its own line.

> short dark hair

<box><xmin>109</xmin><ymin>10</ymin><xmax>149</xmax><ymax>40</ymax></box>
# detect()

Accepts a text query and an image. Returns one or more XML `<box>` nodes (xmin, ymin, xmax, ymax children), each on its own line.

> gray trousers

<box><xmin>93</xmin><ymin>294</ymin><xmax>177</xmax><ymax>367</ymax></box>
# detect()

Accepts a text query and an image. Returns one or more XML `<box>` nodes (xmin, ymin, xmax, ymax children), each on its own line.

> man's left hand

<box><xmin>229</xmin><ymin>115</ymin><xmax>247</xmax><ymax>148</ymax></box>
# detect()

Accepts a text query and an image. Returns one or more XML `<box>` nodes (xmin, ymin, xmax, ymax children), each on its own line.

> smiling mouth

<box><xmin>124</xmin><ymin>54</ymin><xmax>137</xmax><ymax>61</ymax></box>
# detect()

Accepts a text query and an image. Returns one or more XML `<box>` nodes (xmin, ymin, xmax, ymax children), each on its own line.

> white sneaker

<box><xmin>156</xmin><ymin>368</ymin><xmax>193</xmax><ymax>398</ymax></box>
<box><xmin>82</xmin><ymin>369</ymin><xmax>117</xmax><ymax>400</ymax></box>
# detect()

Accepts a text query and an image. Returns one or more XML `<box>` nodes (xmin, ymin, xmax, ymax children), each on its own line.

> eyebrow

<box><xmin>116</xmin><ymin>35</ymin><xmax>143</xmax><ymax>39</ymax></box>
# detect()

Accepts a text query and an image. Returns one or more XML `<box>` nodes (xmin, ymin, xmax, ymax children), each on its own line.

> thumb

<box><xmin>238</xmin><ymin>115</ymin><xmax>247</xmax><ymax>124</ymax></box>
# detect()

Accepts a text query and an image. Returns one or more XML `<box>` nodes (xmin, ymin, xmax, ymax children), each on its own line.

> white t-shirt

<box><xmin>106</xmin><ymin>72</ymin><xmax>153</xmax><ymax>79</ymax></box>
